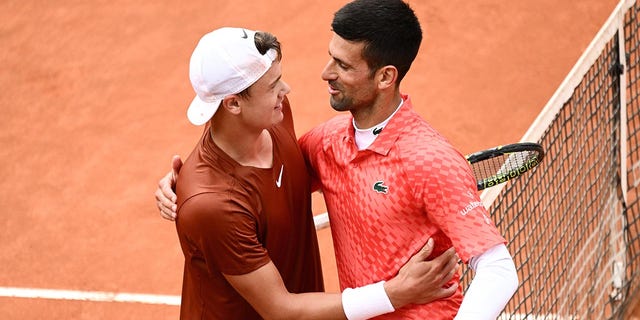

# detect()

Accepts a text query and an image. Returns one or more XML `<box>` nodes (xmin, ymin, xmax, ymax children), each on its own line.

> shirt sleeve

<box><xmin>298</xmin><ymin>125</ymin><xmax>323</xmax><ymax>193</ymax></box>
<box><xmin>281</xmin><ymin>96</ymin><xmax>295</xmax><ymax>133</ymax></box>
<box><xmin>454</xmin><ymin>244</ymin><xmax>519</xmax><ymax>319</ymax></box>
<box><xmin>176</xmin><ymin>193</ymin><xmax>271</xmax><ymax>276</ymax></box>
<box><xmin>416</xmin><ymin>140</ymin><xmax>506</xmax><ymax>262</ymax></box>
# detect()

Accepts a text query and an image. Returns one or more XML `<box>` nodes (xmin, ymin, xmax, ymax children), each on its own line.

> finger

<box><xmin>437</xmin><ymin>282</ymin><xmax>458</xmax><ymax>300</ymax></box>
<box><xmin>411</xmin><ymin>238</ymin><xmax>434</xmax><ymax>262</ymax></box>
<box><xmin>155</xmin><ymin>189</ymin><xmax>177</xmax><ymax>220</ymax></box>
<box><xmin>440</xmin><ymin>247</ymin><xmax>457</xmax><ymax>263</ymax></box>
<box><xmin>161</xmin><ymin>183</ymin><xmax>177</xmax><ymax>203</ymax></box>
<box><xmin>439</xmin><ymin>258</ymin><xmax>458</xmax><ymax>285</ymax></box>
<box><xmin>428</xmin><ymin>246</ymin><xmax>455</xmax><ymax>270</ymax></box>
<box><xmin>416</xmin><ymin>281</ymin><xmax>459</xmax><ymax>304</ymax></box>
<box><xmin>159</xmin><ymin>191</ymin><xmax>177</xmax><ymax>212</ymax></box>
<box><xmin>158</xmin><ymin>172</ymin><xmax>178</xmax><ymax>203</ymax></box>
<box><xmin>442</xmin><ymin>248</ymin><xmax>457</xmax><ymax>270</ymax></box>
<box><xmin>171</xmin><ymin>155</ymin><xmax>183</xmax><ymax>179</ymax></box>
<box><xmin>155</xmin><ymin>184</ymin><xmax>177</xmax><ymax>211</ymax></box>
<box><xmin>159</xmin><ymin>205</ymin><xmax>176</xmax><ymax>221</ymax></box>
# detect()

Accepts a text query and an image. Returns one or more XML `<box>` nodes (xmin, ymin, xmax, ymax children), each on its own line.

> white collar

<box><xmin>352</xmin><ymin>99</ymin><xmax>404</xmax><ymax>150</ymax></box>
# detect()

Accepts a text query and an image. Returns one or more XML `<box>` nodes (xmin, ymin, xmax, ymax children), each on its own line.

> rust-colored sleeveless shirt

<box><xmin>175</xmin><ymin>98</ymin><xmax>324</xmax><ymax>319</ymax></box>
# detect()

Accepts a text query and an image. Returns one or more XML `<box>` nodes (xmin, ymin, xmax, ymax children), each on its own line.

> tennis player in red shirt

<box><xmin>297</xmin><ymin>1</ymin><xmax>519</xmax><ymax>319</ymax></box>
<box><xmin>157</xmin><ymin>1</ymin><xmax>518</xmax><ymax>319</ymax></box>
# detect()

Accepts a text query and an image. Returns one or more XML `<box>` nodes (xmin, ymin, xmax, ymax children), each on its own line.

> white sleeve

<box><xmin>454</xmin><ymin>244</ymin><xmax>519</xmax><ymax>320</ymax></box>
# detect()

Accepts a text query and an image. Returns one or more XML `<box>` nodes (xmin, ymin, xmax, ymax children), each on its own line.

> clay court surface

<box><xmin>2</xmin><ymin>0</ymin><xmax>639</xmax><ymax>319</ymax></box>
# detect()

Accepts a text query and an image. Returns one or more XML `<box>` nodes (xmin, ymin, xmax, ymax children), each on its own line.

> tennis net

<box><xmin>461</xmin><ymin>0</ymin><xmax>640</xmax><ymax>318</ymax></box>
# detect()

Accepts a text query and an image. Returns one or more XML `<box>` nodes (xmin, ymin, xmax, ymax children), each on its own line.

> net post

<box><xmin>609</xmin><ymin>13</ymin><xmax>629</xmax><ymax>304</ymax></box>
<box><xmin>619</xmin><ymin>11</ymin><xmax>629</xmax><ymax>204</ymax></box>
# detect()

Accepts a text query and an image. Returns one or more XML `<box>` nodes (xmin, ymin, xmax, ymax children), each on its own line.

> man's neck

<box><xmin>352</xmin><ymin>93</ymin><xmax>403</xmax><ymax>129</ymax></box>
<box><xmin>209</xmin><ymin>122</ymin><xmax>273</xmax><ymax>169</ymax></box>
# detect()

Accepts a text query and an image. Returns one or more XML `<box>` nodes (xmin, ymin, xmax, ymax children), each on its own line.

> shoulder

<box><xmin>396</xmin><ymin>115</ymin><xmax>455</xmax><ymax>156</ymax></box>
<box><xmin>310</xmin><ymin>113</ymin><xmax>351</xmax><ymax>134</ymax></box>
<box><xmin>400</xmin><ymin>135</ymin><xmax>466</xmax><ymax>167</ymax></box>
<box><xmin>176</xmin><ymin>187</ymin><xmax>258</xmax><ymax>236</ymax></box>
<box><xmin>300</xmin><ymin>114</ymin><xmax>351</xmax><ymax>145</ymax></box>
<box><xmin>395</xmin><ymin>121</ymin><xmax>469</xmax><ymax>180</ymax></box>
<box><xmin>176</xmin><ymin>155</ymin><xmax>255</xmax><ymax>217</ymax></box>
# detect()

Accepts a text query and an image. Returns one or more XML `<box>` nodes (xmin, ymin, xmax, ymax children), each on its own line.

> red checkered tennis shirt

<box><xmin>299</xmin><ymin>95</ymin><xmax>506</xmax><ymax>319</ymax></box>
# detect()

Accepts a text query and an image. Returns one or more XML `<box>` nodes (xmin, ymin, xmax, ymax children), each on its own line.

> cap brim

<box><xmin>187</xmin><ymin>95</ymin><xmax>221</xmax><ymax>126</ymax></box>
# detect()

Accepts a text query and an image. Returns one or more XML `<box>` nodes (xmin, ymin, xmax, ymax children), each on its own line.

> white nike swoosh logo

<box><xmin>276</xmin><ymin>165</ymin><xmax>284</xmax><ymax>188</ymax></box>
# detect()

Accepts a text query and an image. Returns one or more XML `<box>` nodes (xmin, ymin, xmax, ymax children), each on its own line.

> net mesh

<box><xmin>457</xmin><ymin>1</ymin><xmax>640</xmax><ymax>318</ymax></box>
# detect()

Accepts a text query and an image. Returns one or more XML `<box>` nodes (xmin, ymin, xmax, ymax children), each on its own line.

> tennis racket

<box><xmin>466</xmin><ymin>142</ymin><xmax>545</xmax><ymax>191</ymax></box>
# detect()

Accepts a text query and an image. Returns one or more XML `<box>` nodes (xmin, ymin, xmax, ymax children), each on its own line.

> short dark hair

<box><xmin>254</xmin><ymin>31</ymin><xmax>282</xmax><ymax>61</ymax></box>
<box><xmin>331</xmin><ymin>0</ymin><xmax>422</xmax><ymax>83</ymax></box>
<box><xmin>237</xmin><ymin>31</ymin><xmax>282</xmax><ymax>98</ymax></box>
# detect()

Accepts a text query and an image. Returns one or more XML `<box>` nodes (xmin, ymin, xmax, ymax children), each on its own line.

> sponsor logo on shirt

<box><xmin>373</xmin><ymin>181</ymin><xmax>389</xmax><ymax>194</ymax></box>
<box><xmin>459</xmin><ymin>192</ymin><xmax>492</xmax><ymax>224</ymax></box>
<box><xmin>459</xmin><ymin>201</ymin><xmax>483</xmax><ymax>216</ymax></box>
<box><xmin>276</xmin><ymin>165</ymin><xmax>284</xmax><ymax>188</ymax></box>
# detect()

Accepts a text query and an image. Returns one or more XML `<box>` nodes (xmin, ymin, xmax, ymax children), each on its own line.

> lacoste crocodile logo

<box><xmin>373</xmin><ymin>181</ymin><xmax>388</xmax><ymax>194</ymax></box>
<box><xmin>372</xmin><ymin>127</ymin><xmax>383</xmax><ymax>135</ymax></box>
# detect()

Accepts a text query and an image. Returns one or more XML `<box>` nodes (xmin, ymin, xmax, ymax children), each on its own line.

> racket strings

<box><xmin>470</xmin><ymin>151</ymin><xmax>540</xmax><ymax>181</ymax></box>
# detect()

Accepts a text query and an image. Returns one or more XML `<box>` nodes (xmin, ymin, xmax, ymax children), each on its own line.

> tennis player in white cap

<box><xmin>172</xmin><ymin>26</ymin><xmax>458</xmax><ymax>320</ymax></box>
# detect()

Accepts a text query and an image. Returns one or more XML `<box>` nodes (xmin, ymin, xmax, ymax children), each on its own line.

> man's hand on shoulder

<box><xmin>155</xmin><ymin>155</ymin><xmax>183</xmax><ymax>221</ymax></box>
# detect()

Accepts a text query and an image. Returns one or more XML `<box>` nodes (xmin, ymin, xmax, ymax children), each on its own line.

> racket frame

<box><xmin>466</xmin><ymin>142</ymin><xmax>545</xmax><ymax>191</ymax></box>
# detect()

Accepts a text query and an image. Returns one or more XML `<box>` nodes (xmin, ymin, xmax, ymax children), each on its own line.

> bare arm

<box><xmin>225</xmin><ymin>261</ymin><xmax>345</xmax><ymax>319</ymax></box>
<box><xmin>225</xmin><ymin>239</ymin><xmax>457</xmax><ymax>320</ymax></box>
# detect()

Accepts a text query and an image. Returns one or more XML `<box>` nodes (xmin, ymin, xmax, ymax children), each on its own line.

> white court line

<box><xmin>498</xmin><ymin>314</ymin><xmax>578</xmax><ymax>320</ymax></box>
<box><xmin>0</xmin><ymin>286</ymin><xmax>580</xmax><ymax>319</ymax></box>
<box><xmin>0</xmin><ymin>287</ymin><xmax>180</xmax><ymax>306</ymax></box>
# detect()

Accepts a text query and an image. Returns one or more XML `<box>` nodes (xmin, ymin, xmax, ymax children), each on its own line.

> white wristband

<box><xmin>341</xmin><ymin>281</ymin><xmax>395</xmax><ymax>320</ymax></box>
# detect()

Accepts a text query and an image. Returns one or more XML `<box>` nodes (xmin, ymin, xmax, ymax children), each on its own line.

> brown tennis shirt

<box><xmin>175</xmin><ymin>98</ymin><xmax>324</xmax><ymax>319</ymax></box>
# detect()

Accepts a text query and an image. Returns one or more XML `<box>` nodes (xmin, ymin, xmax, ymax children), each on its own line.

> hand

<box><xmin>384</xmin><ymin>238</ymin><xmax>459</xmax><ymax>308</ymax></box>
<box><xmin>154</xmin><ymin>155</ymin><xmax>183</xmax><ymax>221</ymax></box>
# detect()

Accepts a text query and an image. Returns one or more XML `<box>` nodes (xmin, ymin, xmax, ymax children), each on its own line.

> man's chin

<box><xmin>274</xmin><ymin>112</ymin><xmax>285</xmax><ymax>124</ymax></box>
<box><xmin>329</xmin><ymin>98</ymin><xmax>348</xmax><ymax>112</ymax></box>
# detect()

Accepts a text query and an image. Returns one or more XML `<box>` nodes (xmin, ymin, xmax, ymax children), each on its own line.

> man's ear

<box><xmin>221</xmin><ymin>95</ymin><xmax>242</xmax><ymax>115</ymax></box>
<box><xmin>377</xmin><ymin>65</ymin><xmax>398</xmax><ymax>90</ymax></box>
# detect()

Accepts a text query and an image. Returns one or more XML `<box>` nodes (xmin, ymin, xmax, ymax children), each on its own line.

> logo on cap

<box><xmin>241</xmin><ymin>29</ymin><xmax>248</xmax><ymax>39</ymax></box>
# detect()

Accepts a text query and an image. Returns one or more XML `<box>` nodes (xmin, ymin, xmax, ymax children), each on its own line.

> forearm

<box><xmin>264</xmin><ymin>282</ymin><xmax>395</xmax><ymax>320</ymax></box>
<box><xmin>290</xmin><ymin>282</ymin><xmax>399</xmax><ymax>320</ymax></box>
<box><xmin>270</xmin><ymin>291</ymin><xmax>345</xmax><ymax>320</ymax></box>
<box><xmin>227</xmin><ymin>263</ymin><xmax>394</xmax><ymax>320</ymax></box>
<box><xmin>454</xmin><ymin>244</ymin><xmax>518</xmax><ymax>320</ymax></box>
<box><xmin>233</xmin><ymin>239</ymin><xmax>457</xmax><ymax>319</ymax></box>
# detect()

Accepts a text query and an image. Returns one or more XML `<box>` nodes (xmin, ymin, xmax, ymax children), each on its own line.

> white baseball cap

<box><xmin>187</xmin><ymin>27</ymin><xmax>278</xmax><ymax>125</ymax></box>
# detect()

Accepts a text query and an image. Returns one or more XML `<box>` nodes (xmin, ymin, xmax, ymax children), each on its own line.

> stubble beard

<box><xmin>329</xmin><ymin>94</ymin><xmax>353</xmax><ymax>112</ymax></box>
